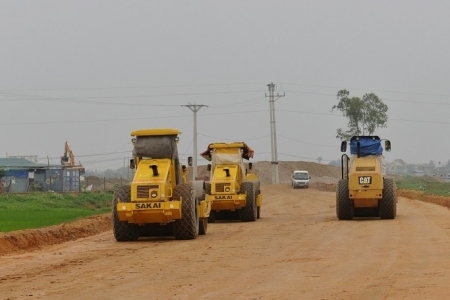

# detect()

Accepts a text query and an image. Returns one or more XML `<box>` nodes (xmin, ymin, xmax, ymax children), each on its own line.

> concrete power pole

<box><xmin>182</xmin><ymin>104</ymin><xmax>207</xmax><ymax>181</ymax></box>
<box><xmin>265</xmin><ymin>83</ymin><xmax>285</xmax><ymax>184</ymax></box>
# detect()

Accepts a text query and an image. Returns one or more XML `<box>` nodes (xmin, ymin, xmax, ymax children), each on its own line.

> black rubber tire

<box><xmin>205</xmin><ymin>183</ymin><xmax>216</xmax><ymax>223</ymax></box>
<box><xmin>379</xmin><ymin>178</ymin><xmax>397</xmax><ymax>219</ymax></box>
<box><xmin>208</xmin><ymin>211</ymin><xmax>216</xmax><ymax>223</ymax></box>
<box><xmin>240</xmin><ymin>182</ymin><xmax>257</xmax><ymax>222</ymax></box>
<box><xmin>173</xmin><ymin>183</ymin><xmax>199</xmax><ymax>240</ymax></box>
<box><xmin>336</xmin><ymin>179</ymin><xmax>354</xmax><ymax>220</ymax></box>
<box><xmin>205</xmin><ymin>182</ymin><xmax>211</xmax><ymax>195</ymax></box>
<box><xmin>199</xmin><ymin>218</ymin><xmax>208</xmax><ymax>235</ymax></box>
<box><xmin>256</xmin><ymin>189</ymin><xmax>261</xmax><ymax>219</ymax></box>
<box><xmin>112</xmin><ymin>185</ymin><xmax>140</xmax><ymax>241</ymax></box>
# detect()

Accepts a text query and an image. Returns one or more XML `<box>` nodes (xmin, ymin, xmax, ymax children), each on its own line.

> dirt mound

<box><xmin>310</xmin><ymin>182</ymin><xmax>337</xmax><ymax>192</ymax></box>
<box><xmin>397</xmin><ymin>190</ymin><xmax>450</xmax><ymax>209</ymax></box>
<box><xmin>190</xmin><ymin>161</ymin><xmax>341</xmax><ymax>185</ymax></box>
<box><xmin>0</xmin><ymin>214</ymin><xmax>112</xmax><ymax>257</ymax></box>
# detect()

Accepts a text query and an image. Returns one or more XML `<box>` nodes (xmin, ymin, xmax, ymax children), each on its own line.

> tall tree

<box><xmin>332</xmin><ymin>89</ymin><xmax>388</xmax><ymax>140</ymax></box>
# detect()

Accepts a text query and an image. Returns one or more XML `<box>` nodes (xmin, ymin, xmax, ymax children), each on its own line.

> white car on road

<box><xmin>292</xmin><ymin>170</ymin><xmax>311</xmax><ymax>189</ymax></box>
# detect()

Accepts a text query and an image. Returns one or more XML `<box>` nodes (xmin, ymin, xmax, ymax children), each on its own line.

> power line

<box><xmin>277</xmin><ymin>152</ymin><xmax>336</xmax><ymax>163</ymax></box>
<box><xmin>4</xmin><ymin>81</ymin><xmax>450</xmax><ymax>100</ymax></box>
<box><xmin>281</xmin><ymin>82</ymin><xmax>450</xmax><ymax>99</ymax></box>
<box><xmin>1</xmin><ymin>105</ymin><xmax>449</xmax><ymax>127</ymax></box>
<box><xmin>206</xmin><ymin>98</ymin><xmax>265</xmax><ymax>108</ymax></box>
<box><xmin>39</xmin><ymin>150</ymin><xmax>131</xmax><ymax>161</ymax></box>
<box><xmin>284</xmin><ymin>90</ymin><xmax>450</xmax><ymax>107</ymax></box>
<box><xmin>277</xmin><ymin>134</ymin><xmax>335</xmax><ymax>148</ymax></box>
<box><xmin>0</xmin><ymin>82</ymin><xmax>268</xmax><ymax>92</ymax></box>
<box><xmin>0</xmin><ymin>90</ymin><xmax>264</xmax><ymax>103</ymax></box>
<box><xmin>0</xmin><ymin>110</ymin><xmax>268</xmax><ymax>126</ymax></box>
<box><xmin>198</xmin><ymin>133</ymin><xmax>270</xmax><ymax>141</ymax></box>
<box><xmin>4</xmin><ymin>85</ymin><xmax>450</xmax><ymax>112</ymax></box>
<box><xmin>0</xmin><ymin>115</ymin><xmax>190</xmax><ymax>126</ymax></box>
<box><xmin>2</xmin><ymin>106</ymin><xmax>450</xmax><ymax>127</ymax></box>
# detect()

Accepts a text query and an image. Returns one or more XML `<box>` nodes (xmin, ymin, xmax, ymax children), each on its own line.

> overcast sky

<box><xmin>1</xmin><ymin>0</ymin><xmax>450</xmax><ymax>171</ymax></box>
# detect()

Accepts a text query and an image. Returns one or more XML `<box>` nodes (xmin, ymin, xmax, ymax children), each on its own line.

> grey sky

<box><xmin>1</xmin><ymin>0</ymin><xmax>449</xmax><ymax>171</ymax></box>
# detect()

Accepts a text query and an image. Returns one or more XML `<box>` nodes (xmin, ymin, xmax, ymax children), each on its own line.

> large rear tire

<box><xmin>112</xmin><ymin>185</ymin><xmax>139</xmax><ymax>241</ymax></box>
<box><xmin>199</xmin><ymin>218</ymin><xmax>208</xmax><ymax>235</ymax></box>
<box><xmin>240</xmin><ymin>182</ymin><xmax>257</xmax><ymax>222</ymax></box>
<box><xmin>336</xmin><ymin>179</ymin><xmax>354</xmax><ymax>220</ymax></box>
<box><xmin>173</xmin><ymin>183</ymin><xmax>199</xmax><ymax>240</ymax></box>
<box><xmin>204</xmin><ymin>182</ymin><xmax>211</xmax><ymax>196</ymax></box>
<box><xmin>256</xmin><ymin>189</ymin><xmax>261</xmax><ymax>219</ymax></box>
<box><xmin>379</xmin><ymin>178</ymin><xmax>397</xmax><ymax>219</ymax></box>
<box><xmin>205</xmin><ymin>183</ymin><xmax>216</xmax><ymax>223</ymax></box>
<box><xmin>197</xmin><ymin>183</ymin><xmax>208</xmax><ymax>235</ymax></box>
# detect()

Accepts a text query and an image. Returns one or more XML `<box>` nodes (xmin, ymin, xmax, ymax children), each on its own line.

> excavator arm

<box><xmin>61</xmin><ymin>141</ymin><xmax>75</xmax><ymax>166</ymax></box>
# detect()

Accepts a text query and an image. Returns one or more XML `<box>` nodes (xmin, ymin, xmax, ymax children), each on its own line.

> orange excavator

<box><xmin>61</xmin><ymin>141</ymin><xmax>84</xmax><ymax>171</ymax></box>
<box><xmin>61</xmin><ymin>141</ymin><xmax>75</xmax><ymax>166</ymax></box>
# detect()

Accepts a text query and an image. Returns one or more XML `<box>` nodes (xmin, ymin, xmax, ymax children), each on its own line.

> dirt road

<box><xmin>2</xmin><ymin>184</ymin><xmax>450</xmax><ymax>300</ymax></box>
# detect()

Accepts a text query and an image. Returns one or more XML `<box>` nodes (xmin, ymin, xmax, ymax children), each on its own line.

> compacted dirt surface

<box><xmin>2</xmin><ymin>184</ymin><xmax>450</xmax><ymax>299</ymax></box>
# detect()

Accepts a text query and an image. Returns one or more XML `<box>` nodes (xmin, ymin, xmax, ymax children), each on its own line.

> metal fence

<box><xmin>0</xmin><ymin>173</ymin><xmax>129</xmax><ymax>194</ymax></box>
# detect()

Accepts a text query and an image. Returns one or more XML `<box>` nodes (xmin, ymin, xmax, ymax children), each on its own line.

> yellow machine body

<box><xmin>202</xmin><ymin>142</ymin><xmax>262</xmax><ymax>220</ymax></box>
<box><xmin>208</xmin><ymin>143</ymin><xmax>247</xmax><ymax>211</ymax></box>
<box><xmin>348</xmin><ymin>156</ymin><xmax>383</xmax><ymax>208</ymax></box>
<box><xmin>116</xmin><ymin>128</ymin><xmax>210</xmax><ymax>225</ymax></box>
<box><xmin>336</xmin><ymin>135</ymin><xmax>396</xmax><ymax>220</ymax></box>
<box><xmin>116</xmin><ymin>158</ymin><xmax>183</xmax><ymax>224</ymax></box>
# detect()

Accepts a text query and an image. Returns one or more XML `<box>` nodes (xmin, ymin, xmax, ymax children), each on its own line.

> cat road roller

<box><xmin>112</xmin><ymin>128</ymin><xmax>211</xmax><ymax>241</ymax></box>
<box><xmin>336</xmin><ymin>135</ymin><xmax>397</xmax><ymax>220</ymax></box>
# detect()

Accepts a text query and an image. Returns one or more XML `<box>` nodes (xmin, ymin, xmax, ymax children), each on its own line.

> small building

<box><xmin>387</xmin><ymin>159</ymin><xmax>408</xmax><ymax>174</ymax></box>
<box><xmin>0</xmin><ymin>158</ymin><xmax>83</xmax><ymax>193</ymax></box>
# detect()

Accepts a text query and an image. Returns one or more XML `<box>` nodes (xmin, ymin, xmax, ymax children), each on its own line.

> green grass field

<box><xmin>0</xmin><ymin>192</ymin><xmax>112</xmax><ymax>232</ymax></box>
<box><xmin>395</xmin><ymin>176</ymin><xmax>450</xmax><ymax>196</ymax></box>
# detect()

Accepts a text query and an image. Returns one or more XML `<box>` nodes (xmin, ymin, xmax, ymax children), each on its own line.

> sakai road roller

<box><xmin>112</xmin><ymin>128</ymin><xmax>211</xmax><ymax>241</ymax></box>
<box><xmin>200</xmin><ymin>142</ymin><xmax>262</xmax><ymax>222</ymax></box>
<box><xmin>336</xmin><ymin>135</ymin><xmax>397</xmax><ymax>220</ymax></box>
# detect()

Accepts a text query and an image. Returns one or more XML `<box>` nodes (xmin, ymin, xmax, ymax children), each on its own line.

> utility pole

<box><xmin>182</xmin><ymin>104</ymin><xmax>207</xmax><ymax>181</ymax></box>
<box><xmin>265</xmin><ymin>82</ymin><xmax>285</xmax><ymax>184</ymax></box>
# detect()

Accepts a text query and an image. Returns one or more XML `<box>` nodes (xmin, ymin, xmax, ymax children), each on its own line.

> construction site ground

<box><xmin>2</xmin><ymin>179</ymin><xmax>450</xmax><ymax>299</ymax></box>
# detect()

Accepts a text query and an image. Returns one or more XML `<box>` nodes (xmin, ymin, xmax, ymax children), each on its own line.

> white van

<box><xmin>291</xmin><ymin>170</ymin><xmax>311</xmax><ymax>189</ymax></box>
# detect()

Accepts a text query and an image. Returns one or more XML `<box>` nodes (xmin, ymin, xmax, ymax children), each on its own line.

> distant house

<box><xmin>0</xmin><ymin>158</ymin><xmax>82</xmax><ymax>193</ymax></box>
<box><xmin>387</xmin><ymin>159</ymin><xmax>408</xmax><ymax>174</ymax></box>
